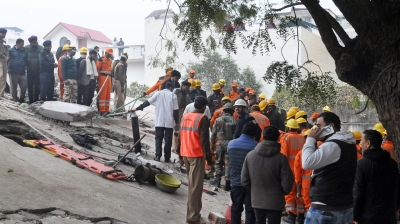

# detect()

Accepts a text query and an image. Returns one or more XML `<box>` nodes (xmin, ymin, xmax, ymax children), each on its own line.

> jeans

<box><xmin>305</xmin><ymin>207</ymin><xmax>353</xmax><ymax>224</ymax></box>
<box><xmin>230</xmin><ymin>186</ymin><xmax>255</xmax><ymax>224</ymax></box>
<box><xmin>155</xmin><ymin>127</ymin><xmax>173</xmax><ymax>160</ymax></box>
<box><xmin>27</xmin><ymin>71</ymin><xmax>40</xmax><ymax>103</ymax></box>
<box><xmin>253</xmin><ymin>208</ymin><xmax>281</xmax><ymax>224</ymax></box>
<box><xmin>83</xmin><ymin>80</ymin><xmax>96</xmax><ymax>106</ymax></box>
<box><xmin>40</xmin><ymin>72</ymin><xmax>54</xmax><ymax>101</ymax></box>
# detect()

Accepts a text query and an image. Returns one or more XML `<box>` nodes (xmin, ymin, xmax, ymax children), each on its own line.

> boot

<box><xmin>223</xmin><ymin>180</ymin><xmax>231</xmax><ymax>191</ymax></box>
<box><xmin>210</xmin><ymin>176</ymin><xmax>221</xmax><ymax>188</ymax></box>
<box><xmin>282</xmin><ymin>212</ymin><xmax>296</xmax><ymax>224</ymax></box>
<box><xmin>296</xmin><ymin>213</ymin><xmax>305</xmax><ymax>224</ymax></box>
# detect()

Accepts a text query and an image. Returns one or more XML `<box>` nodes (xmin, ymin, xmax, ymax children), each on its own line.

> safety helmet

<box><xmin>323</xmin><ymin>106</ymin><xmax>331</xmax><ymax>111</ymax></box>
<box><xmin>267</xmin><ymin>99</ymin><xmax>276</xmax><ymax>105</ymax></box>
<box><xmin>286</xmin><ymin>109</ymin><xmax>297</xmax><ymax>120</ymax></box>
<box><xmin>62</xmin><ymin>45</ymin><xmax>70</xmax><ymax>51</ymax></box>
<box><xmin>304</xmin><ymin>129</ymin><xmax>311</xmax><ymax>137</ymax></box>
<box><xmin>383</xmin><ymin>130</ymin><xmax>387</xmax><ymax>136</ymax></box>
<box><xmin>295</xmin><ymin>111</ymin><xmax>307</xmax><ymax>120</ymax></box>
<box><xmin>221</xmin><ymin>96</ymin><xmax>231</xmax><ymax>102</ymax></box>
<box><xmin>189</xmin><ymin>79</ymin><xmax>196</xmax><ymax>88</ymax></box>
<box><xmin>296</xmin><ymin>117</ymin><xmax>307</xmax><ymax>124</ymax></box>
<box><xmin>105</xmin><ymin>48</ymin><xmax>113</xmax><ymax>54</ymax></box>
<box><xmin>212</xmin><ymin>83</ymin><xmax>220</xmax><ymax>90</ymax></box>
<box><xmin>231</xmin><ymin>82</ymin><xmax>238</xmax><ymax>87</ymax></box>
<box><xmin>190</xmin><ymin>69</ymin><xmax>195</xmax><ymax>74</ymax></box>
<box><xmin>219</xmin><ymin>79</ymin><xmax>226</xmax><ymax>85</ymax></box>
<box><xmin>258</xmin><ymin>93</ymin><xmax>266</xmax><ymax>99</ymax></box>
<box><xmin>352</xmin><ymin>131</ymin><xmax>362</xmax><ymax>141</ymax></box>
<box><xmin>289</xmin><ymin>107</ymin><xmax>300</xmax><ymax>112</ymax></box>
<box><xmin>223</xmin><ymin>103</ymin><xmax>234</xmax><ymax>112</ymax></box>
<box><xmin>373</xmin><ymin>122</ymin><xmax>384</xmax><ymax>130</ymax></box>
<box><xmin>376</xmin><ymin>129</ymin><xmax>386</xmax><ymax>137</ymax></box>
<box><xmin>79</xmin><ymin>47</ymin><xmax>87</xmax><ymax>54</ymax></box>
<box><xmin>259</xmin><ymin>100</ymin><xmax>268</xmax><ymax>111</ymax></box>
<box><xmin>311</xmin><ymin>112</ymin><xmax>320</xmax><ymax>120</ymax></box>
<box><xmin>195</xmin><ymin>79</ymin><xmax>201</xmax><ymax>87</ymax></box>
<box><xmin>249</xmin><ymin>90</ymin><xmax>255</xmax><ymax>95</ymax></box>
<box><xmin>234</xmin><ymin>99</ymin><xmax>247</xmax><ymax>107</ymax></box>
<box><xmin>286</xmin><ymin>119</ymin><xmax>299</xmax><ymax>129</ymax></box>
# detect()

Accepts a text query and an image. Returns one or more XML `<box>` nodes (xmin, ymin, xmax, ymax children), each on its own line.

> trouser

<box><xmin>98</xmin><ymin>75</ymin><xmax>112</xmax><ymax>112</ymax></box>
<box><xmin>285</xmin><ymin>183</ymin><xmax>305</xmax><ymax>214</ymax></box>
<box><xmin>214</xmin><ymin>140</ymin><xmax>229</xmax><ymax>179</ymax></box>
<box><xmin>77</xmin><ymin>84</ymin><xmax>84</xmax><ymax>105</ymax></box>
<box><xmin>172</xmin><ymin>110</ymin><xmax>184</xmax><ymax>151</ymax></box>
<box><xmin>0</xmin><ymin>62</ymin><xmax>6</xmax><ymax>97</ymax></box>
<box><xmin>82</xmin><ymin>80</ymin><xmax>96</xmax><ymax>106</ymax></box>
<box><xmin>114</xmin><ymin>80</ymin><xmax>125</xmax><ymax>112</ymax></box>
<box><xmin>40</xmin><ymin>72</ymin><xmax>54</xmax><ymax>101</ymax></box>
<box><xmin>118</xmin><ymin>48</ymin><xmax>123</xmax><ymax>56</ymax></box>
<box><xmin>63</xmin><ymin>79</ymin><xmax>78</xmax><ymax>103</ymax></box>
<box><xmin>155</xmin><ymin>127</ymin><xmax>173</xmax><ymax>160</ymax></box>
<box><xmin>27</xmin><ymin>71</ymin><xmax>40</xmax><ymax>103</ymax></box>
<box><xmin>58</xmin><ymin>72</ymin><xmax>64</xmax><ymax>98</ymax></box>
<box><xmin>184</xmin><ymin>157</ymin><xmax>205</xmax><ymax>222</ymax></box>
<box><xmin>303</xmin><ymin>187</ymin><xmax>310</xmax><ymax>210</ymax></box>
<box><xmin>230</xmin><ymin>186</ymin><xmax>255</xmax><ymax>224</ymax></box>
<box><xmin>305</xmin><ymin>207</ymin><xmax>352</xmax><ymax>224</ymax></box>
<box><xmin>253</xmin><ymin>208</ymin><xmax>282</xmax><ymax>224</ymax></box>
<box><xmin>123</xmin><ymin>82</ymin><xmax>127</xmax><ymax>100</ymax></box>
<box><xmin>9</xmin><ymin>73</ymin><xmax>27</xmax><ymax>103</ymax></box>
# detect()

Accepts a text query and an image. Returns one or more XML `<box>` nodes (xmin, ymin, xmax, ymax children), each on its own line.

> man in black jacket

<box><xmin>39</xmin><ymin>40</ymin><xmax>57</xmax><ymax>101</ymax></box>
<box><xmin>161</xmin><ymin>70</ymin><xmax>181</xmax><ymax>90</ymax></box>
<box><xmin>265</xmin><ymin>99</ymin><xmax>285</xmax><ymax>132</ymax></box>
<box><xmin>56</xmin><ymin>39</ymin><xmax>70</xmax><ymax>60</ymax></box>
<box><xmin>353</xmin><ymin>130</ymin><xmax>400</xmax><ymax>224</ymax></box>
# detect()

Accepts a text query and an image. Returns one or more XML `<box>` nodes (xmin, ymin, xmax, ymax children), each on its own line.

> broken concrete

<box><xmin>38</xmin><ymin>101</ymin><xmax>96</xmax><ymax>122</ymax></box>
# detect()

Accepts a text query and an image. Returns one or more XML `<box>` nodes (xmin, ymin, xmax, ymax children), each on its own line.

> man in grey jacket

<box><xmin>77</xmin><ymin>50</ymin><xmax>98</xmax><ymax>106</ymax></box>
<box><xmin>25</xmin><ymin>35</ymin><xmax>43</xmax><ymax>103</ymax></box>
<box><xmin>242</xmin><ymin>126</ymin><xmax>294</xmax><ymax>224</ymax></box>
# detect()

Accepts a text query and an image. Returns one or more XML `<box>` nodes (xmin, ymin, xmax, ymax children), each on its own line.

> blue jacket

<box><xmin>233</xmin><ymin>112</ymin><xmax>249</xmax><ymax>139</ymax></box>
<box><xmin>39</xmin><ymin>49</ymin><xmax>55</xmax><ymax>73</ymax></box>
<box><xmin>7</xmin><ymin>46</ymin><xmax>27</xmax><ymax>75</ymax></box>
<box><xmin>61</xmin><ymin>56</ymin><xmax>78</xmax><ymax>80</ymax></box>
<box><xmin>228</xmin><ymin>134</ymin><xmax>258</xmax><ymax>186</ymax></box>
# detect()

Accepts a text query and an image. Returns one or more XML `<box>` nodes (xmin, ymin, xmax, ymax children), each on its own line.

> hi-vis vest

<box><xmin>180</xmin><ymin>113</ymin><xmax>206</xmax><ymax>158</ymax></box>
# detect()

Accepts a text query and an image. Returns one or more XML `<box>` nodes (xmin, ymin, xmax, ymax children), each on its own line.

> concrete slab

<box><xmin>39</xmin><ymin>102</ymin><xmax>96</xmax><ymax>122</ymax></box>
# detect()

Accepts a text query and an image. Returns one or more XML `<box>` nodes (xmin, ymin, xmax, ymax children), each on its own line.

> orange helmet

<box><xmin>311</xmin><ymin>112</ymin><xmax>320</xmax><ymax>120</ymax></box>
<box><xmin>249</xmin><ymin>90</ymin><xmax>255</xmax><ymax>95</ymax></box>
<box><xmin>105</xmin><ymin>48</ymin><xmax>113</xmax><ymax>54</ymax></box>
<box><xmin>231</xmin><ymin>82</ymin><xmax>238</xmax><ymax>87</ymax></box>
<box><xmin>190</xmin><ymin>69</ymin><xmax>195</xmax><ymax>74</ymax></box>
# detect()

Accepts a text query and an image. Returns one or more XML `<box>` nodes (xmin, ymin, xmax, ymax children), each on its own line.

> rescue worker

<box><xmin>208</xmin><ymin>83</ymin><xmax>224</xmax><ymax>115</ymax></box>
<box><xmin>248</xmin><ymin>94</ymin><xmax>257</xmax><ymax>109</ymax></box>
<box><xmin>38</xmin><ymin>40</ymin><xmax>57</xmax><ymax>101</ymax></box>
<box><xmin>323</xmin><ymin>106</ymin><xmax>330</xmax><ymax>112</ymax></box>
<box><xmin>259</xmin><ymin>100</ymin><xmax>269</xmax><ymax>117</ymax></box>
<box><xmin>75</xmin><ymin>47</ymin><xmax>87</xmax><ymax>104</ymax></box>
<box><xmin>289</xmin><ymin>106</ymin><xmax>300</xmax><ymax>112</ymax></box>
<box><xmin>281</xmin><ymin>119</ymin><xmax>306</xmax><ymax>224</ymax></box>
<box><xmin>195</xmin><ymin>79</ymin><xmax>206</xmax><ymax>98</ymax></box>
<box><xmin>250</xmin><ymin>105</ymin><xmax>270</xmax><ymax>141</ymax></box>
<box><xmin>113</xmin><ymin>55</ymin><xmax>128</xmax><ymax>112</ymax></box>
<box><xmin>210</xmin><ymin>103</ymin><xmax>237</xmax><ymax>189</ymax></box>
<box><xmin>233</xmin><ymin>99</ymin><xmax>249</xmax><ymax>139</ymax></box>
<box><xmin>25</xmin><ymin>35</ymin><xmax>43</xmax><ymax>104</ymax></box>
<box><xmin>189</xmin><ymin>79</ymin><xmax>197</xmax><ymax>101</ymax></box>
<box><xmin>185</xmin><ymin>69</ymin><xmax>195</xmax><ymax>82</ymax></box>
<box><xmin>310</xmin><ymin>112</ymin><xmax>319</xmax><ymax>124</ymax></box>
<box><xmin>0</xmin><ymin>28</ymin><xmax>8</xmax><ymax>98</ymax></box>
<box><xmin>210</xmin><ymin>96</ymin><xmax>232</xmax><ymax>128</ymax></box>
<box><xmin>232</xmin><ymin>88</ymin><xmax>247</xmax><ymax>106</ymax></box>
<box><xmin>57</xmin><ymin>44</ymin><xmax>69</xmax><ymax>98</ymax></box>
<box><xmin>143</xmin><ymin>68</ymin><xmax>173</xmax><ymax>96</ymax></box>
<box><xmin>351</xmin><ymin>131</ymin><xmax>363</xmax><ymax>160</ymax></box>
<box><xmin>296</xmin><ymin>118</ymin><xmax>308</xmax><ymax>136</ymax></box>
<box><xmin>228</xmin><ymin>82</ymin><xmax>239</xmax><ymax>101</ymax></box>
<box><xmin>219</xmin><ymin>78</ymin><xmax>226</xmax><ymax>95</ymax></box>
<box><xmin>258</xmin><ymin>93</ymin><xmax>266</xmax><ymax>103</ymax></box>
<box><xmin>286</xmin><ymin>109</ymin><xmax>297</xmax><ymax>121</ymax></box>
<box><xmin>96</xmin><ymin>48</ymin><xmax>113</xmax><ymax>115</ymax></box>
<box><xmin>180</xmin><ymin>96</ymin><xmax>214</xmax><ymax>224</ymax></box>
<box><xmin>161</xmin><ymin>70</ymin><xmax>181</xmax><ymax>89</ymax></box>
<box><xmin>61</xmin><ymin>46</ymin><xmax>78</xmax><ymax>103</ymax></box>
<box><xmin>295</xmin><ymin>111</ymin><xmax>312</xmax><ymax>129</ymax></box>
<box><xmin>382</xmin><ymin>130</ymin><xmax>396</xmax><ymax>162</ymax></box>
<box><xmin>266</xmin><ymin>99</ymin><xmax>285</xmax><ymax>131</ymax></box>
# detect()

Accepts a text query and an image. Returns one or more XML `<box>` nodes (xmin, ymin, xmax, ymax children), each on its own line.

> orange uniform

<box><xmin>382</xmin><ymin>140</ymin><xmax>396</xmax><ymax>162</ymax></box>
<box><xmin>145</xmin><ymin>74</ymin><xmax>171</xmax><ymax>95</ymax></box>
<box><xmin>57</xmin><ymin>55</ymin><xmax>66</xmax><ymax>98</ymax></box>
<box><xmin>280</xmin><ymin>131</ymin><xmax>306</xmax><ymax>215</ymax></box>
<box><xmin>210</xmin><ymin>107</ymin><xmax>224</xmax><ymax>128</ymax></box>
<box><xmin>300</xmin><ymin>128</ymin><xmax>309</xmax><ymax>136</ymax></box>
<box><xmin>96</xmin><ymin>56</ymin><xmax>112</xmax><ymax>113</ymax></box>
<box><xmin>356</xmin><ymin>144</ymin><xmax>363</xmax><ymax>160</ymax></box>
<box><xmin>228</xmin><ymin>90</ymin><xmax>238</xmax><ymax>101</ymax></box>
<box><xmin>294</xmin><ymin>150</ymin><xmax>312</xmax><ymax>210</ymax></box>
<box><xmin>250</xmin><ymin>111</ymin><xmax>270</xmax><ymax>141</ymax></box>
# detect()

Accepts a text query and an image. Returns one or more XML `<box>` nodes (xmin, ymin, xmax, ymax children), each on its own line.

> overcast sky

<box><xmin>2</xmin><ymin>0</ymin><xmax>340</xmax><ymax>45</ymax></box>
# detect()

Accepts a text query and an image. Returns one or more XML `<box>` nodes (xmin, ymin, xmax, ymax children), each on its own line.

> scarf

<box><xmin>86</xmin><ymin>58</ymin><xmax>98</xmax><ymax>77</ymax></box>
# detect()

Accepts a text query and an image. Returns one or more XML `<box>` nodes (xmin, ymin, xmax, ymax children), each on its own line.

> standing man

<box><xmin>113</xmin><ymin>55</ymin><xmax>127</xmax><ymax>112</ymax></box>
<box><xmin>210</xmin><ymin>96</ymin><xmax>232</xmax><ymax>128</ymax></box>
<box><xmin>76</xmin><ymin>47</ymin><xmax>87</xmax><ymax>105</ymax></box>
<box><xmin>266</xmin><ymin>99</ymin><xmax>285</xmax><ymax>131</ymax></box>
<box><xmin>195</xmin><ymin>80</ymin><xmax>207</xmax><ymax>98</ymax></box>
<box><xmin>172</xmin><ymin>80</ymin><xmax>192</xmax><ymax>153</ymax></box>
<box><xmin>61</xmin><ymin>46</ymin><xmax>78</xmax><ymax>103</ymax></box>
<box><xmin>208</xmin><ymin>83</ymin><xmax>225</xmax><ymax>115</ymax></box>
<box><xmin>353</xmin><ymin>130</ymin><xmax>400</xmax><ymax>224</ymax></box>
<box><xmin>117</xmin><ymin>38</ymin><xmax>124</xmax><ymax>56</ymax></box>
<box><xmin>7</xmin><ymin>38</ymin><xmax>27</xmax><ymax>103</ymax></box>
<box><xmin>25</xmin><ymin>35</ymin><xmax>43</xmax><ymax>104</ymax></box>
<box><xmin>96</xmin><ymin>48</ymin><xmax>113</xmax><ymax>115</ymax></box>
<box><xmin>232</xmin><ymin>88</ymin><xmax>247</xmax><ymax>106</ymax></box>
<box><xmin>258</xmin><ymin>93</ymin><xmax>266</xmax><ymax>103</ymax></box>
<box><xmin>143</xmin><ymin>68</ymin><xmax>173</xmax><ymax>96</ymax></box>
<box><xmin>94</xmin><ymin>46</ymin><xmax>101</xmax><ymax>59</ymax></box>
<box><xmin>77</xmin><ymin>50</ymin><xmax>98</xmax><ymax>106</ymax></box>
<box><xmin>161</xmin><ymin>70</ymin><xmax>181</xmax><ymax>89</ymax></box>
<box><xmin>134</xmin><ymin>82</ymin><xmax>179</xmax><ymax>162</ymax></box>
<box><xmin>228</xmin><ymin>82</ymin><xmax>239</xmax><ymax>101</ymax></box>
<box><xmin>0</xmin><ymin>28</ymin><xmax>8</xmax><ymax>98</ymax></box>
<box><xmin>302</xmin><ymin>112</ymin><xmax>357</xmax><ymax>224</ymax></box>
<box><xmin>233</xmin><ymin>99</ymin><xmax>249</xmax><ymax>139</ymax></box>
<box><xmin>38</xmin><ymin>41</ymin><xmax>57</xmax><ymax>101</ymax></box>
<box><xmin>57</xmin><ymin>44</ymin><xmax>69</xmax><ymax>99</ymax></box>
<box><xmin>250</xmin><ymin>105</ymin><xmax>270</xmax><ymax>140</ymax></box>
<box><xmin>180</xmin><ymin>96</ymin><xmax>214</xmax><ymax>224</ymax></box>
<box><xmin>56</xmin><ymin>39</ymin><xmax>70</xmax><ymax>60</ymax></box>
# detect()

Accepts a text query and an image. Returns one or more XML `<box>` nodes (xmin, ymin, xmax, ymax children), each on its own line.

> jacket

<box><xmin>381</xmin><ymin>140</ymin><xmax>396</xmax><ymax>162</ymax></box>
<box><xmin>161</xmin><ymin>77</ymin><xmax>180</xmax><ymax>90</ymax></box>
<box><xmin>61</xmin><ymin>56</ymin><xmax>78</xmax><ymax>80</ymax></box>
<box><xmin>174</xmin><ymin>88</ymin><xmax>192</xmax><ymax>109</ymax></box>
<box><xmin>145</xmin><ymin>75</ymin><xmax>171</xmax><ymax>95</ymax></box>
<box><xmin>77</xmin><ymin>59</ymin><xmax>98</xmax><ymax>86</ymax></box>
<box><xmin>211</xmin><ymin>113</ymin><xmax>237</xmax><ymax>143</ymax></box>
<box><xmin>207</xmin><ymin>92</ymin><xmax>224</xmax><ymax>115</ymax></box>
<box><xmin>228</xmin><ymin>90</ymin><xmax>238</xmax><ymax>101</ymax></box>
<box><xmin>38</xmin><ymin>49</ymin><xmax>55</xmax><ymax>73</ymax></box>
<box><xmin>353</xmin><ymin>148</ymin><xmax>400</xmax><ymax>223</ymax></box>
<box><xmin>76</xmin><ymin>57</ymin><xmax>85</xmax><ymax>71</ymax></box>
<box><xmin>96</xmin><ymin>56</ymin><xmax>112</xmax><ymax>75</ymax></box>
<box><xmin>267</xmin><ymin>107</ymin><xmax>285</xmax><ymax>131</ymax></box>
<box><xmin>180</xmin><ymin>113</ymin><xmax>206</xmax><ymax>158</ymax></box>
<box><xmin>7</xmin><ymin>46</ymin><xmax>27</xmax><ymax>74</ymax></box>
<box><xmin>241</xmin><ymin>140</ymin><xmax>294</xmax><ymax>210</ymax></box>
<box><xmin>280</xmin><ymin>131</ymin><xmax>305</xmax><ymax>169</ymax></box>
<box><xmin>0</xmin><ymin>42</ymin><xmax>8</xmax><ymax>61</ymax></box>
<box><xmin>250</xmin><ymin>111</ymin><xmax>270</xmax><ymax>140</ymax></box>
<box><xmin>25</xmin><ymin>44</ymin><xmax>43</xmax><ymax>72</ymax></box>
<box><xmin>113</xmin><ymin>62</ymin><xmax>127</xmax><ymax>86</ymax></box>
<box><xmin>228</xmin><ymin>134</ymin><xmax>258</xmax><ymax>186</ymax></box>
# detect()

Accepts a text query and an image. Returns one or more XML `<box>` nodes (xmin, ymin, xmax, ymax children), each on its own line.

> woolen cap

<box><xmin>171</xmin><ymin>70</ymin><xmax>181</xmax><ymax>77</ymax></box>
<box><xmin>0</xmin><ymin>28</ymin><xmax>7</xmax><ymax>34</ymax></box>
<box><xmin>181</xmin><ymin>80</ymin><xmax>191</xmax><ymax>86</ymax></box>
<box><xmin>28</xmin><ymin>35</ymin><xmax>38</xmax><ymax>43</ymax></box>
<box><xmin>42</xmin><ymin>40</ymin><xmax>52</xmax><ymax>46</ymax></box>
<box><xmin>194</xmin><ymin>96</ymin><xmax>208</xmax><ymax>106</ymax></box>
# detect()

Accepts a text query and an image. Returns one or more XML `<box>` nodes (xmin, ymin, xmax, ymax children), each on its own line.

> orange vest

<box><xmin>210</xmin><ymin>107</ymin><xmax>224</xmax><ymax>128</ymax></box>
<box><xmin>250</xmin><ymin>111</ymin><xmax>270</xmax><ymax>141</ymax></box>
<box><xmin>382</xmin><ymin>140</ymin><xmax>396</xmax><ymax>162</ymax></box>
<box><xmin>229</xmin><ymin>90</ymin><xmax>238</xmax><ymax>101</ymax></box>
<box><xmin>356</xmin><ymin>144</ymin><xmax>363</xmax><ymax>160</ymax></box>
<box><xmin>281</xmin><ymin>132</ymin><xmax>306</xmax><ymax>169</ymax></box>
<box><xmin>180</xmin><ymin>113</ymin><xmax>205</xmax><ymax>158</ymax></box>
<box><xmin>300</xmin><ymin>128</ymin><xmax>309</xmax><ymax>136</ymax></box>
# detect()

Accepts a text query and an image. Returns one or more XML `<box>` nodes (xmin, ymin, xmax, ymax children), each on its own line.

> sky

<box><xmin>2</xmin><ymin>0</ymin><xmax>341</xmax><ymax>45</ymax></box>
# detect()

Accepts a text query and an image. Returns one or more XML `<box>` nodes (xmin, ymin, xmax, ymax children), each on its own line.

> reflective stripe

<box><xmin>180</xmin><ymin>113</ymin><xmax>204</xmax><ymax>132</ymax></box>
<box><xmin>100</xmin><ymin>70</ymin><xmax>111</xmax><ymax>74</ymax></box>
<box><xmin>302</xmin><ymin>175</ymin><xmax>311</xmax><ymax>179</ymax></box>
<box><xmin>288</xmin><ymin>155</ymin><xmax>296</xmax><ymax>159</ymax></box>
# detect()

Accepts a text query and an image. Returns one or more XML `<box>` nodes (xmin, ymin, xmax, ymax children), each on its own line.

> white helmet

<box><xmin>234</xmin><ymin>99</ymin><xmax>247</xmax><ymax>107</ymax></box>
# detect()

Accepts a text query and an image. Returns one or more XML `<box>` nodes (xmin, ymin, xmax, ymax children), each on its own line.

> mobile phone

<box><xmin>319</xmin><ymin>125</ymin><xmax>334</xmax><ymax>139</ymax></box>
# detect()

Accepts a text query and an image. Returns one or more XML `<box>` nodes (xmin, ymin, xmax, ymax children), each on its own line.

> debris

<box><xmin>111</xmin><ymin>140</ymin><xmax>121</xmax><ymax>147</ymax></box>
<box><xmin>208</xmin><ymin>212</ymin><xmax>227</xmax><ymax>224</ymax></box>
<box><xmin>7</xmin><ymin>169</ymin><xmax>13</xmax><ymax>173</ymax></box>
<box><xmin>38</xmin><ymin>101</ymin><xmax>96</xmax><ymax>122</ymax></box>
<box><xmin>105</xmin><ymin>122</ymin><xmax>110</xmax><ymax>125</ymax></box>
<box><xmin>50</xmin><ymin>210</ymin><xmax>66</xmax><ymax>216</ymax></box>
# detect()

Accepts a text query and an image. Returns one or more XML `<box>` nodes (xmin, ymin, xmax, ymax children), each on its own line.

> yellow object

<box><xmin>267</xmin><ymin>99</ymin><xmax>276</xmax><ymax>105</ymax></box>
<box><xmin>155</xmin><ymin>174</ymin><xmax>181</xmax><ymax>188</ymax></box>
<box><xmin>258</xmin><ymin>93</ymin><xmax>266</xmax><ymax>99</ymax></box>
<box><xmin>323</xmin><ymin>106</ymin><xmax>331</xmax><ymax>111</ymax></box>
<box><xmin>373</xmin><ymin>122</ymin><xmax>384</xmax><ymax>130</ymax></box>
<box><xmin>383</xmin><ymin>130</ymin><xmax>387</xmax><ymax>136</ymax></box>
<box><xmin>286</xmin><ymin>119</ymin><xmax>299</xmax><ymax>129</ymax></box>
<box><xmin>79</xmin><ymin>47</ymin><xmax>87</xmax><ymax>54</ymax></box>
<box><xmin>195</xmin><ymin>79</ymin><xmax>201</xmax><ymax>87</ymax></box>
<box><xmin>221</xmin><ymin>96</ymin><xmax>231</xmax><ymax>102</ymax></box>
<box><xmin>296</xmin><ymin>118</ymin><xmax>307</xmax><ymax>124</ymax></box>
<box><xmin>189</xmin><ymin>79</ymin><xmax>196</xmax><ymax>88</ymax></box>
<box><xmin>62</xmin><ymin>45</ymin><xmax>70</xmax><ymax>51</ymax></box>
<box><xmin>23</xmin><ymin>140</ymin><xmax>57</xmax><ymax>156</ymax></box>
<box><xmin>304</xmin><ymin>129</ymin><xmax>311</xmax><ymax>137</ymax></box>
<box><xmin>352</xmin><ymin>131</ymin><xmax>362</xmax><ymax>141</ymax></box>
<box><xmin>295</xmin><ymin>111</ymin><xmax>307</xmax><ymax>120</ymax></box>
<box><xmin>289</xmin><ymin>107</ymin><xmax>300</xmax><ymax>112</ymax></box>
<box><xmin>376</xmin><ymin>129</ymin><xmax>386</xmax><ymax>137</ymax></box>
<box><xmin>212</xmin><ymin>83</ymin><xmax>220</xmax><ymax>90</ymax></box>
<box><xmin>286</xmin><ymin>109</ymin><xmax>297</xmax><ymax>120</ymax></box>
<box><xmin>219</xmin><ymin>79</ymin><xmax>226</xmax><ymax>85</ymax></box>
<box><xmin>259</xmin><ymin>100</ymin><xmax>268</xmax><ymax>111</ymax></box>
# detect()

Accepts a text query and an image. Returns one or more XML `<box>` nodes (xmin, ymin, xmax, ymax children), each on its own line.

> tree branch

<box><xmin>271</xmin><ymin>2</ymin><xmax>303</xmax><ymax>11</ymax></box>
<box><xmin>323</xmin><ymin>10</ymin><xmax>351</xmax><ymax>46</ymax></box>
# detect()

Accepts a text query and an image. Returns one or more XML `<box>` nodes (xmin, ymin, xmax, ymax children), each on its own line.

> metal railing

<box><xmin>98</xmin><ymin>45</ymin><xmax>145</xmax><ymax>60</ymax></box>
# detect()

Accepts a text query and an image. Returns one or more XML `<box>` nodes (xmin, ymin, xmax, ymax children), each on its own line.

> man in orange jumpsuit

<box><xmin>281</xmin><ymin>119</ymin><xmax>306</xmax><ymax>224</ymax></box>
<box><xmin>351</xmin><ymin>131</ymin><xmax>363</xmax><ymax>160</ymax></box>
<box><xmin>57</xmin><ymin>44</ymin><xmax>69</xmax><ymax>98</ymax></box>
<box><xmin>143</xmin><ymin>69</ymin><xmax>172</xmax><ymax>96</ymax></box>
<box><xmin>250</xmin><ymin>102</ymin><xmax>270</xmax><ymax>141</ymax></box>
<box><xmin>96</xmin><ymin>48</ymin><xmax>113</xmax><ymax>115</ymax></box>
<box><xmin>228</xmin><ymin>82</ymin><xmax>238</xmax><ymax>101</ymax></box>
<box><xmin>210</xmin><ymin>96</ymin><xmax>232</xmax><ymax>128</ymax></box>
<box><xmin>382</xmin><ymin>130</ymin><xmax>396</xmax><ymax>162</ymax></box>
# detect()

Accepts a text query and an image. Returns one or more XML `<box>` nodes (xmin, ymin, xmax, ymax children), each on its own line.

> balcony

<box><xmin>98</xmin><ymin>45</ymin><xmax>145</xmax><ymax>62</ymax></box>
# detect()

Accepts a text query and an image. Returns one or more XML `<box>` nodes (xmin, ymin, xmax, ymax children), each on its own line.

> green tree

<box><xmin>126</xmin><ymin>82</ymin><xmax>150</xmax><ymax>100</ymax></box>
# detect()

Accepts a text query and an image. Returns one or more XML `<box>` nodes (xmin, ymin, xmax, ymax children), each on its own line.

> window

<box><xmin>59</xmin><ymin>37</ymin><xmax>68</xmax><ymax>46</ymax></box>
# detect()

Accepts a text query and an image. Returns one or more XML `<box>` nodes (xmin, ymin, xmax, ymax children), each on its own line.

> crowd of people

<box><xmin>0</xmin><ymin>28</ymin><xmax>128</xmax><ymax>116</ymax></box>
<box><xmin>133</xmin><ymin>68</ymin><xmax>400</xmax><ymax>224</ymax></box>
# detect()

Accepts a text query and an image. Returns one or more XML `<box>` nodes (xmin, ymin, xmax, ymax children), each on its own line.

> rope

<box><xmin>90</xmin><ymin>75</ymin><xmax>110</xmax><ymax>107</ymax></box>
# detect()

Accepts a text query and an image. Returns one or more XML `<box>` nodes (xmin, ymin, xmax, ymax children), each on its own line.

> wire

<box><xmin>160</xmin><ymin>0</ymin><xmax>172</xmax><ymax>40</ymax></box>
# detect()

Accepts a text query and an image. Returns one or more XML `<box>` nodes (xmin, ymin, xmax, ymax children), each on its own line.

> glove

<box><xmin>63</xmin><ymin>80</ymin><xmax>70</xmax><ymax>85</ymax></box>
<box><xmin>174</xmin><ymin>124</ymin><xmax>180</xmax><ymax>132</ymax></box>
<box><xmin>141</xmin><ymin>92</ymin><xmax>147</xmax><ymax>97</ymax></box>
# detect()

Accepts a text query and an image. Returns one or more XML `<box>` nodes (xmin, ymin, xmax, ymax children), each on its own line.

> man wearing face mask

<box><xmin>0</xmin><ymin>28</ymin><xmax>8</xmax><ymax>98</ymax></box>
<box><xmin>161</xmin><ymin>70</ymin><xmax>181</xmax><ymax>90</ymax></box>
<box><xmin>25</xmin><ymin>35</ymin><xmax>43</xmax><ymax>103</ymax></box>
<box><xmin>77</xmin><ymin>50</ymin><xmax>98</xmax><ymax>106</ymax></box>
<box><xmin>96</xmin><ymin>48</ymin><xmax>113</xmax><ymax>115</ymax></box>
<box><xmin>302</xmin><ymin>112</ymin><xmax>357</xmax><ymax>224</ymax></box>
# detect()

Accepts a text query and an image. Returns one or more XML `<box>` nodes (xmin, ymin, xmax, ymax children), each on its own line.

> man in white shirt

<box><xmin>183</xmin><ymin>102</ymin><xmax>211</xmax><ymax>119</ymax></box>
<box><xmin>133</xmin><ymin>82</ymin><xmax>179</xmax><ymax>162</ymax></box>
